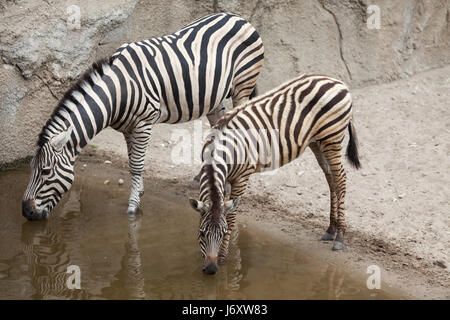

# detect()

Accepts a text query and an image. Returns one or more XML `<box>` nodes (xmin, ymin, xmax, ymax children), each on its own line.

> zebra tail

<box><xmin>346</xmin><ymin>115</ymin><xmax>361</xmax><ymax>169</ymax></box>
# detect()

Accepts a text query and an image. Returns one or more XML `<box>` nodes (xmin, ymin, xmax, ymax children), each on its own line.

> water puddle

<box><xmin>0</xmin><ymin>165</ymin><xmax>401</xmax><ymax>299</ymax></box>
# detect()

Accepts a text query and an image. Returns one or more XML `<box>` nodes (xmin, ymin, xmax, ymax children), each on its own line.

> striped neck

<box><xmin>38</xmin><ymin>60</ymin><xmax>118</xmax><ymax>156</ymax></box>
<box><xmin>199</xmin><ymin>161</ymin><xmax>228</xmax><ymax>212</ymax></box>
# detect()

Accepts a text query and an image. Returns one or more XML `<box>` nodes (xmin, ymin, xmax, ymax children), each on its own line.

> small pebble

<box><xmin>104</xmin><ymin>160</ymin><xmax>112</xmax><ymax>164</ymax></box>
<box><xmin>104</xmin><ymin>180</ymin><xmax>110</xmax><ymax>185</ymax></box>
<box><xmin>398</xmin><ymin>193</ymin><xmax>405</xmax><ymax>199</ymax></box>
<box><xmin>118</xmin><ymin>178</ymin><xmax>124</xmax><ymax>185</ymax></box>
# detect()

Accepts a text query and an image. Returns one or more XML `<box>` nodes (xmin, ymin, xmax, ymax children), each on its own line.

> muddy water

<box><xmin>0</xmin><ymin>165</ymin><xmax>400</xmax><ymax>300</ymax></box>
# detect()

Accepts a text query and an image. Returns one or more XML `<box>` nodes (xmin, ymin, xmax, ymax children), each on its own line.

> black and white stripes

<box><xmin>190</xmin><ymin>74</ymin><xmax>361</xmax><ymax>273</ymax></box>
<box><xmin>23</xmin><ymin>13</ymin><xmax>264</xmax><ymax>219</ymax></box>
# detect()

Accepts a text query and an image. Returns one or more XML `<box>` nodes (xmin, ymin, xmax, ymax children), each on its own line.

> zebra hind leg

<box><xmin>309</xmin><ymin>142</ymin><xmax>338</xmax><ymax>241</ymax></box>
<box><xmin>316</xmin><ymin>139</ymin><xmax>347</xmax><ymax>251</ymax></box>
<box><xmin>124</xmin><ymin>125</ymin><xmax>152</xmax><ymax>214</ymax></box>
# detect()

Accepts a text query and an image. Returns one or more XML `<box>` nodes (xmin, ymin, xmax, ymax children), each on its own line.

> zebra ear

<box><xmin>50</xmin><ymin>127</ymin><xmax>73</xmax><ymax>151</ymax></box>
<box><xmin>224</xmin><ymin>197</ymin><xmax>240</xmax><ymax>214</ymax></box>
<box><xmin>189</xmin><ymin>198</ymin><xmax>206</xmax><ymax>213</ymax></box>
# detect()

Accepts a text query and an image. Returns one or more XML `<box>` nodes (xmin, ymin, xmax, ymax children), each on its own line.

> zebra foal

<box><xmin>22</xmin><ymin>13</ymin><xmax>264</xmax><ymax>220</ymax></box>
<box><xmin>189</xmin><ymin>74</ymin><xmax>361</xmax><ymax>274</ymax></box>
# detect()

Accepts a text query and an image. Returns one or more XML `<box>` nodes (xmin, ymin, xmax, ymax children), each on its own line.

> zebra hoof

<box><xmin>127</xmin><ymin>206</ymin><xmax>138</xmax><ymax>215</ymax></box>
<box><xmin>332</xmin><ymin>240</ymin><xmax>344</xmax><ymax>251</ymax></box>
<box><xmin>321</xmin><ymin>232</ymin><xmax>335</xmax><ymax>241</ymax></box>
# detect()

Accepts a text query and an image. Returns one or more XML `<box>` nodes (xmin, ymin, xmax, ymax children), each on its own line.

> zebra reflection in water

<box><xmin>19</xmin><ymin>182</ymin><xmax>246</xmax><ymax>299</ymax></box>
<box><xmin>204</xmin><ymin>226</ymin><xmax>245</xmax><ymax>300</ymax></box>
<box><xmin>20</xmin><ymin>184</ymin><xmax>147</xmax><ymax>300</ymax></box>
<box><xmin>145</xmin><ymin>225</ymin><xmax>245</xmax><ymax>300</ymax></box>
<box><xmin>20</xmin><ymin>183</ymin><xmax>90</xmax><ymax>299</ymax></box>
<box><xmin>101</xmin><ymin>213</ymin><xmax>146</xmax><ymax>299</ymax></box>
<box><xmin>20</xmin><ymin>220</ymin><xmax>88</xmax><ymax>298</ymax></box>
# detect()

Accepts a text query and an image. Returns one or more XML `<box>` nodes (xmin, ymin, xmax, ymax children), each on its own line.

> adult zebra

<box><xmin>22</xmin><ymin>13</ymin><xmax>264</xmax><ymax>220</ymax></box>
<box><xmin>189</xmin><ymin>74</ymin><xmax>361</xmax><ymax>274</ymax></box>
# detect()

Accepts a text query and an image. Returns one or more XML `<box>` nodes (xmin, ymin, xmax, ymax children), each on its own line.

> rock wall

<box><xmin>1</xmin><ymin>0</ymin><xmax>449</xmax><ymax>167</ymax></box>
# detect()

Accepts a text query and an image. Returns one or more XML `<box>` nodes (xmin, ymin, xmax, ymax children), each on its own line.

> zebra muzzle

<box><xmin>203</xmin><ymin>262</ymin><xmax>219</xmax><ymax>275</ymax></box>
<box><xmin>22</xmin><ymin>199</ymin><xmax>47</xmax><ymax>221</ymax></box>
<box><xmin>203</xmin><ymin>256</ymin><xmax>219</xmax><ymax>275</ymax></box>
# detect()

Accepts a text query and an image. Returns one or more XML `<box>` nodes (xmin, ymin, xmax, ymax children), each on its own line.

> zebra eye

<box><xmin>41</xmin><ymin>168</ymin><xmax>52</xmax><ymax>176</ymax></box>
<box><xmin>198</xmin><ymin>230</ymin><xmax>206</xmax><ymax>238</ymax></box>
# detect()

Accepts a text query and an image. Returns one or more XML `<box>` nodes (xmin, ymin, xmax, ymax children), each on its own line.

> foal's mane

<box><xmin>204</xmin><ymin>163</ymin><xmax>223</xmax><ymax>224</ymax></box>
<box><xmin>213</xmin><ymin>101</ymin><xmax>250</xmax><ymax>130</ymax></box>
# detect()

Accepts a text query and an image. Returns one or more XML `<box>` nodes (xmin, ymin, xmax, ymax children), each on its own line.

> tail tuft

<box><xmin>346</xmin><ymin>120</ymin><xmax>361</xmax><ymax>169</ymax></box>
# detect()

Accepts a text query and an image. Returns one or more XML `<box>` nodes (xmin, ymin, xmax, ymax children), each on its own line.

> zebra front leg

<box><xmin>219</xmin><ymin>210</ymin><xmax>237</xmax><ymax>264</ymax></box>
<box><xmin>320</xmin><ymin>140</ymin><xmax>347</xmax><ymax>251</ymax></box>
<box><xmin>310</xmin><ymin>142</ymin><xmax>338</xmax><ymax>241</ymax></box>
<box><xmin>124</xmin><ymin>125</ymin><xmax>152</xmax><ymax>214</ymax></box>
<box><xmin>189</xmin><ymin>103</ymin><xmax>226</xmax><ymax>189</ymax></box>
<box><xmin>218</xmin><ymin>179</ymin><xmax>247</xmax><ymax>263</ymax></box>
<box><xmin>128</xmin><ymin>174</ymin><xmax>144</xmax><ymax>214</ymax></box>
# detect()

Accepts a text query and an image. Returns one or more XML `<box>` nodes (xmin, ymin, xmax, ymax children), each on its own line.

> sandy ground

<box><xmin>89</xmin><ymin>66</ymin><xmax>450</xmax><ymax>299</ymax></box>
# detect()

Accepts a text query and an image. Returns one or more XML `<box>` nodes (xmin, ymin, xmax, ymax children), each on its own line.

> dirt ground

<box><xmin>88</xmin><ymin>66</ymin><xmax>450</xmax><ymax>299</ymax></box>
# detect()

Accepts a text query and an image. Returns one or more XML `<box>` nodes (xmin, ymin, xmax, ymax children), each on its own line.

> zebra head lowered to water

<box><xmin>190</xmin><ymin>74</ymin><xmax>361</xmax><ymax>273</ymax></box>
<box><xmin>22</xmin><ymin>13</ymin><xmax>264</xmax><ymax>220</ymax></box>
<box><xmin>23</xmin><ymin>127</ymin><xmax>75</xmax><ymax>220</ymax></box>
<box><xmin>190</xmin><ymin>189</ymin><xmax>240</xmax><ymax>275</ymax></box>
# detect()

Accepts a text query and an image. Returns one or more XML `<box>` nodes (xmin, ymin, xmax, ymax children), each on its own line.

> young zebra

<box><xmin>22</xmin><ymin>13</ymin><xmax>264</xmax><ymax>220</ymax></box>
<box><xmin>189</xmin><ymin>74</ymin><xmax>361</xmax><ymax>274</ymax></box>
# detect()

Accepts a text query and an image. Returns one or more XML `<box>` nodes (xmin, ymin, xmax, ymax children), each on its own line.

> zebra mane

<box><xmin>37</xmin><ymin>57</ymin><xmax>114</xmax><ymax>148</ymax></box>
<box><xmin>204</xmin><ymin>164</ymin><xmax>224</xmax><ymax>224</ymax></box>
<box><xmin>214</xmin><ymin>102</ymin><xmax>250</xmax><ymax>131</ymax></box>
<box><xmin>201</xmin><ymin>131</ymin><xmax>228</xmax><ymax>224</ymax></box>
<box><xmin>214</xmin><ymin>88</ymin><xmax>265</xmax><ymax>130</ymax></box>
